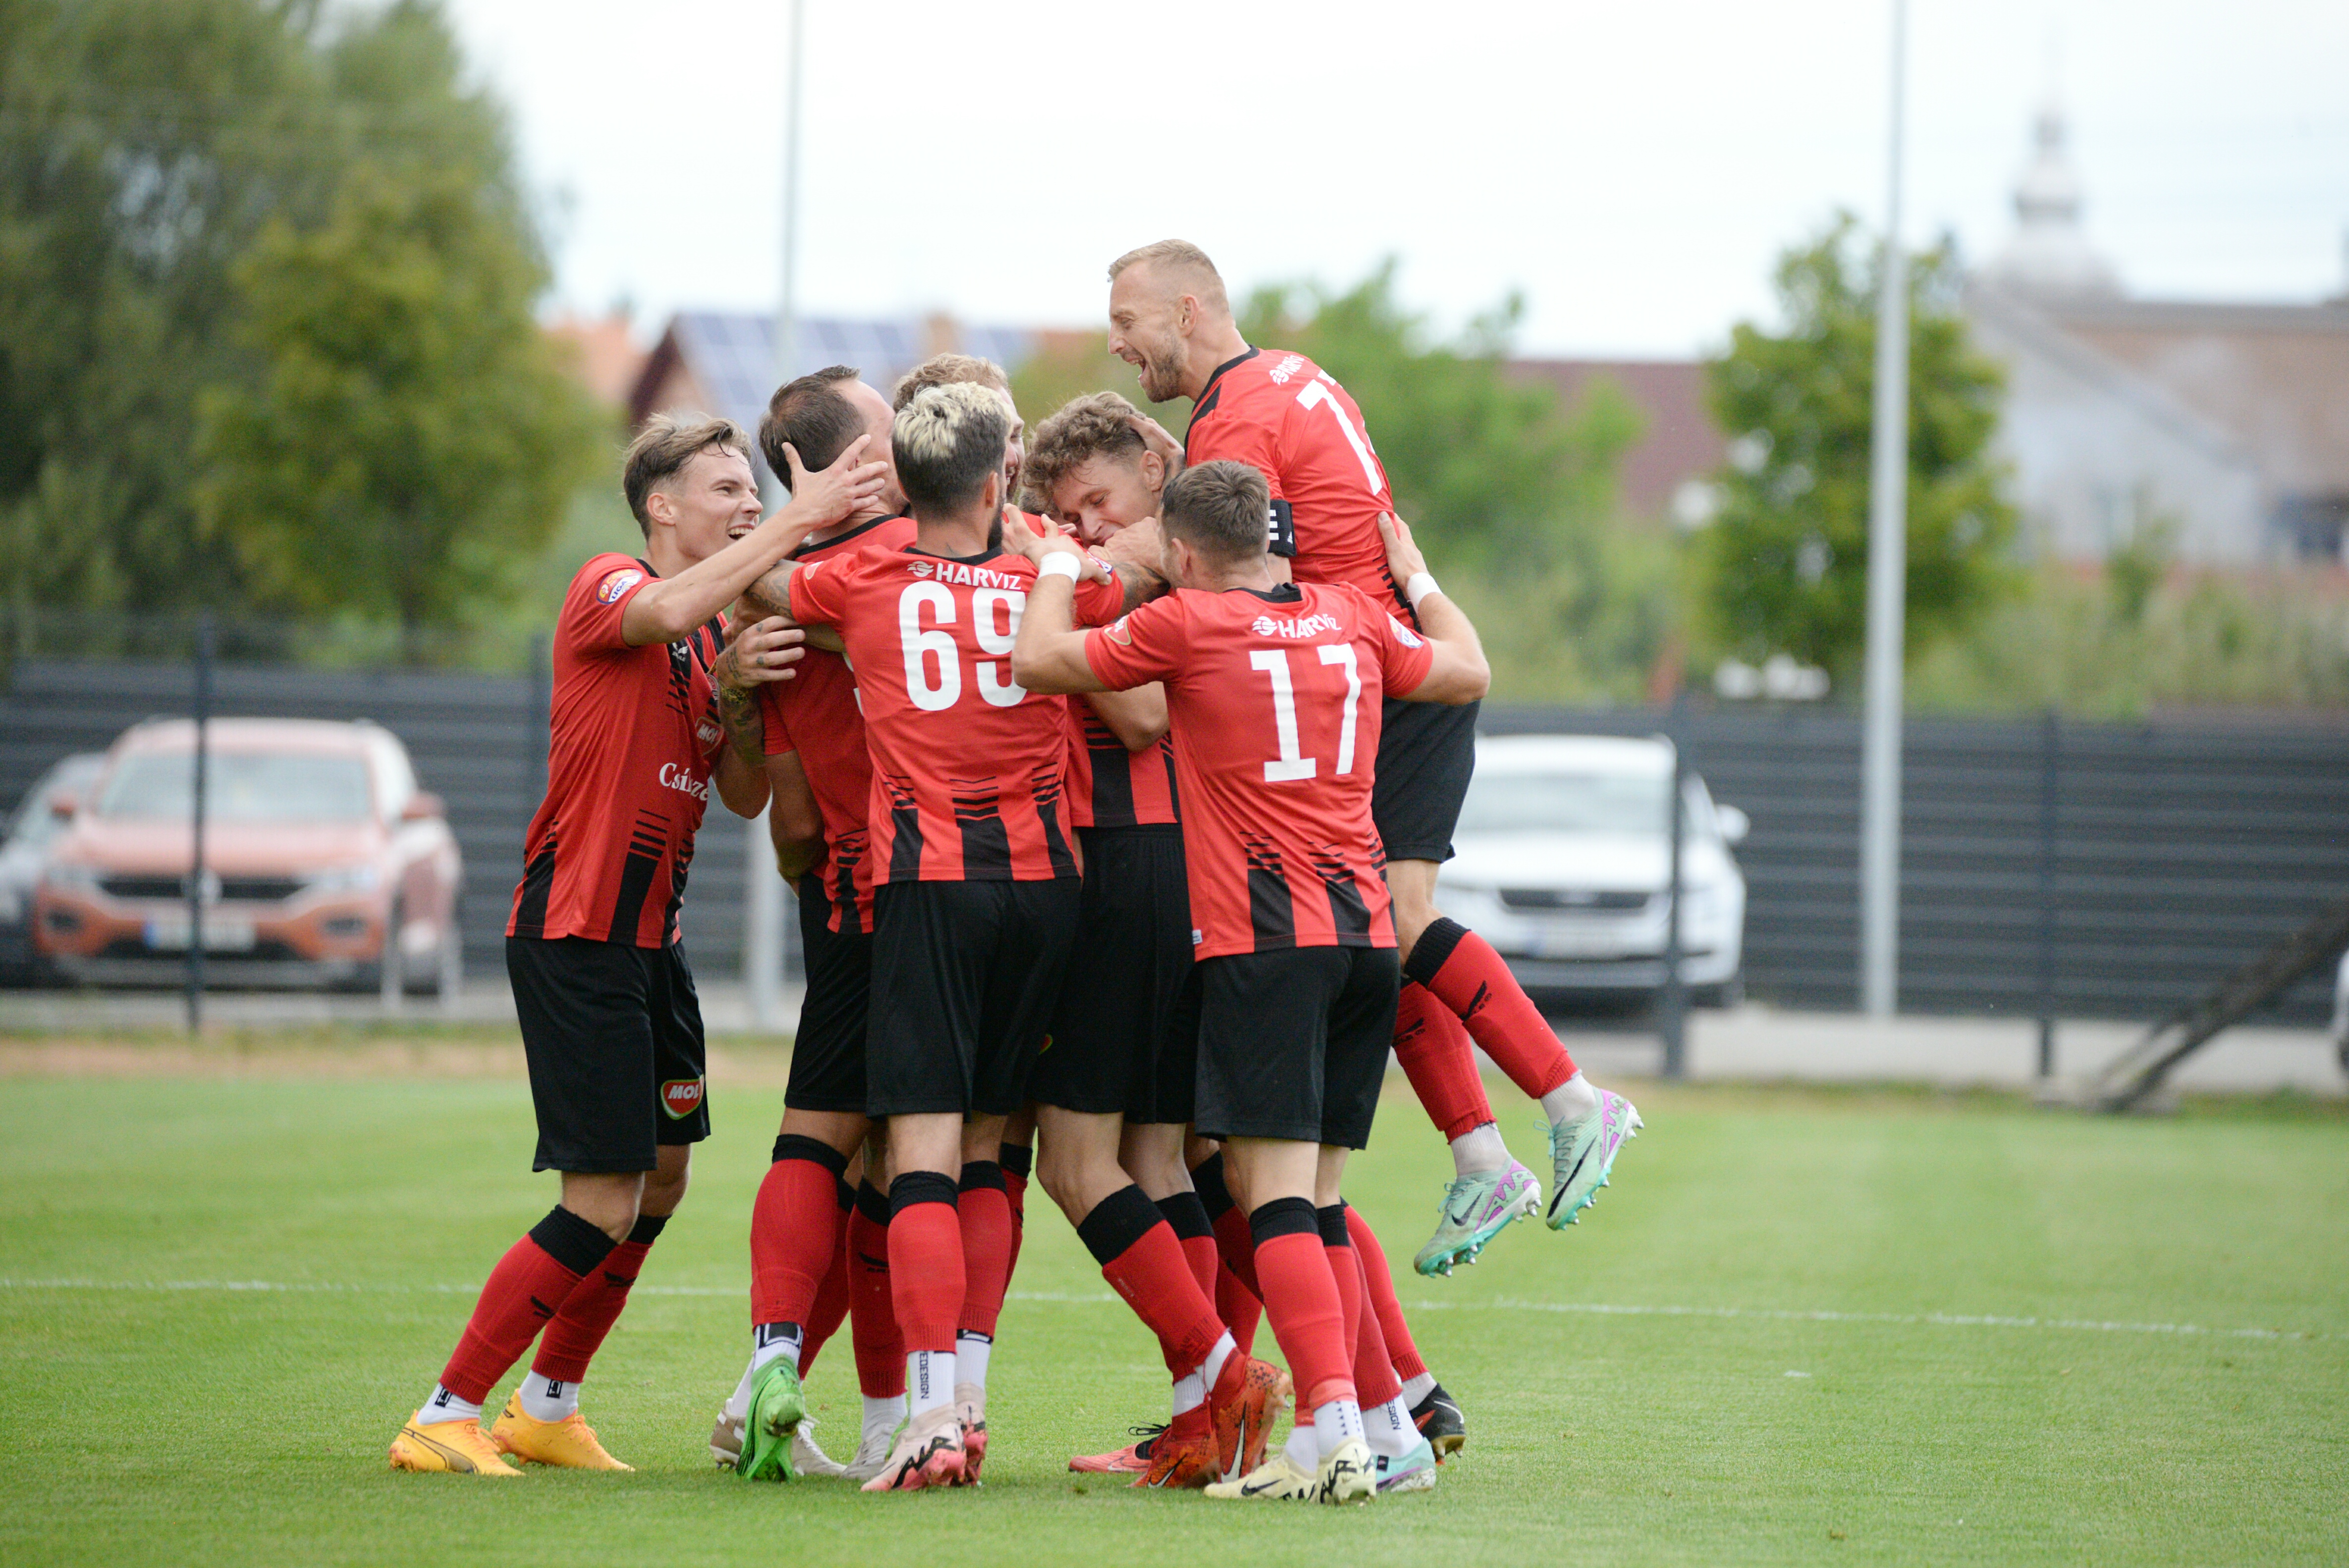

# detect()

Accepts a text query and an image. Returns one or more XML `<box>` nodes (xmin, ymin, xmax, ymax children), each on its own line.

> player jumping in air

<box><xmin>1009</xmin><ymin>459</ymin><xmax>1489</xmax><ymax>1502</ymax></box>
<box><xmin>387</xmin><ymin>415</ymin><xmax>885</xmax><ymax>1477</ymax></box>
<box><xmin>1105</xmin><ymin>241</ymin><xmax>1643</xmax><ymax>1279</ymax></box>
<box><xmin>1024</xmin><ymin>393</ymin><xmax>1472</xmax><ymax>1473</ymax></box>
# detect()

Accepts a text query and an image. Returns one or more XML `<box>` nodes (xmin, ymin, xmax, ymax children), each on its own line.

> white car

<box><xmin>1434</xmin><ymin>735</ymin><xmax>1749</xmax><ymax>1007</ymax></box>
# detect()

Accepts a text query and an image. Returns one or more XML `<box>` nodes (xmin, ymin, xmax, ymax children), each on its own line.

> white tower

<box><xmin>1983</xmin><ymin>104</ymin><xmax>2121</xmax><ymax>299</ymax></box>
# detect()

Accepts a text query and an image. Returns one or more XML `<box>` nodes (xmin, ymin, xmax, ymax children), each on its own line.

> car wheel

<box><xmin>378</xmin><ymin>899</ymin><xmax>405</xmax><ymax>1007</ymax></box>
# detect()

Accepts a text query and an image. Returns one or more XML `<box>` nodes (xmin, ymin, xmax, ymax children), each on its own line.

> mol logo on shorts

<box><xmin>660</xmin><ymin>1077</ymin><xmax>706</xmax><ymax>1119</ymax></box>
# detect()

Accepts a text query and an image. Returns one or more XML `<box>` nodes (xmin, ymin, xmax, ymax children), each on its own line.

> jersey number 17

<box><xmin>1250</xmin><ymin>644</ymin><xmax>1360</xmax><ymax>782</ymax></box>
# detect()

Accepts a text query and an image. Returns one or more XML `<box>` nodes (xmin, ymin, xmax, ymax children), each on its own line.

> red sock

<box><xmin>1393</xmin><ymin>980</ymin><xmax>1496</xmax><ymax>1140</ymax></box>
<box><xmin>1346</xmin><ymin>1206</ymin><xmax>1428</xmax><ymax>1384</ymax></box>
<box><xmin>1348</xmin><ymin>1248</ymin><xmax>1404</xmax><ymax>1408</ymax></box>
<box><xmin>1155</xmin><ymin>1190</ymin><xmax>1221</xmax><ymax>1302</ymax></box>
<box><xmin>847</xmin><ymin>1184</ymin><xmax>904</xmax><ymax>1399</ymax></box>
<box><xmin>887</xmin><ymin>1175</ymin><xmax>965</xmax><ymax>1355</ymax></box>
<box><xmin>1252</xmin><ymin>1207</ymin><xmax>1355</xmax><ymax>1414</ymax></box>
<box><xmin>1210</xmin><ymin>1204</ymin><xmax>1262</xmax><ymax>1298</ymax></box>
<box><xmin>1083</xmin><ymin>1187</ymin><xmax>1224</xmax><ymax>1376</ymax></box>
<box><xmin>1319</xmin><ymin>1205</ymin><xmax>1364</xmax><ymax>1385</ymax></box>
<box><xmin>437</xmin><ymin>1207</ymin><xmax>613</xmax><ymax>1406</ymax></box>
<box><xmin>1410</xmin><ymin>919</ymin><xmax>1577</xmax><ymax>1099</ymax></box>
<box><xmin>957</xmin><ymin>1162</ymin><xmax>1015</xmax><ymax>1343</ymax></box>
<box><xmin>530</xmin><ymin>1214</ymin><xmax>664</xmax><ymax>1385</ymax></box>
<box><xmin>999</xmin><ymin>1142</ymin><xmax>1031</xmax><ymax>1283</ymax></box>
<box><xmin>797</xmin><ymin>1189</ymin><xmax>853</xmax><ymax>1380</ymax></box>
<box><xmin>1217</xmin><ymin>1261</ymin><xmax>1263</xmax><ymax>1359</ymax></box>
<box><xmin>750</xmin><ymin>1138</ymin><xmax>848</xmax><ymax>1328</ymax></box>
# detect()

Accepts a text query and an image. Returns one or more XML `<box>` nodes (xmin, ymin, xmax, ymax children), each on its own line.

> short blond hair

<box><xmin>891</xmin><ymin>352</ymin><xmax>1011</xmax><ymax>412</ymax></box>
<box><xmin>893</xmin><ymin>382</ymin><xmax>1009</xmax><ymax>515</ymax></box>
<box><xmin>623</xmin><ymin>412</ymin><xmax>750</xmax><ymax>534</ymax></box>
<box><xmin>1107</xmin><ymin>239</ymin><xmax>1228</xmax><ymax>312</ymax></box>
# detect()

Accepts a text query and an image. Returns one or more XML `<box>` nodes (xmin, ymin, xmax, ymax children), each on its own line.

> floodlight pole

<box><xmin>743</xmin><ymin>0</ymin><xmax>806</xmax><ymax>1034</ymax></box>
<box><xmin>1859</xmin><ymin>0</ymin><xmax>1911</xmax><ymax>1019</ymax></box>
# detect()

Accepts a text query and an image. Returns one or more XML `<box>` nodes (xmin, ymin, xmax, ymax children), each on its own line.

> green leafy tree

<box><xmin>1700</xmin><ymin>213</ymin><xmax>2015</xmax><ymax>679</ymax></box>
<box><xmin>0</xmin><ymin>0</ymin><xmax>592</xmax><ymax>645</ymax></box>
<box><xmin>1237</xmin><ymin>261</ymin><xmax>1639</xmax><ymax>576</ymax></box>
<box><xmin>196</xmin><ymin>159</ymin><xmax>600</xmax><ymax>635</ymax></box>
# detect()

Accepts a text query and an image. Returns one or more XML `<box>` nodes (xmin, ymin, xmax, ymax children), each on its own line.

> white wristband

<box><xmin>1404</xmin><ymin>570</ymin><xmax>1440</xmax><ymax>607</ymax></box>
<box><xmin>1039</xmin><ymin>552</ymin><xmax>1082</xmax><ymax>582</ymax></box>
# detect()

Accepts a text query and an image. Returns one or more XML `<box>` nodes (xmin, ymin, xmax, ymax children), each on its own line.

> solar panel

<box><xmin>653</xmin><ymin>312</ymin><xmax>1039</xmax><ymax>487</ymax></box>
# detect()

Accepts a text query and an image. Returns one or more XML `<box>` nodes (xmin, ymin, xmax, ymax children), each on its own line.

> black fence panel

<box><xmin>6</xmin><ymin>656</ymin><xmax>2343</xmax><ymax>1023</ymax></box>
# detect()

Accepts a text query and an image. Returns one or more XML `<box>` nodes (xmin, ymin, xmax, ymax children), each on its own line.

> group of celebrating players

<box><xmin>388</xmin><ymin>241</ymin><xmax>1641</xmax><ymax>1505</ymax></box>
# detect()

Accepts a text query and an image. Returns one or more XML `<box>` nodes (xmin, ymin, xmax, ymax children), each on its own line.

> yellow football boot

<box><xmin>489</xmin><ymin>1394</ymin><xmax>634</xmax><ymax>1471</ymax></box>
<box><xmin>388</xmin><ymin>1414</ymin><xmax>523</xmax><ymax>1476</ymax></box>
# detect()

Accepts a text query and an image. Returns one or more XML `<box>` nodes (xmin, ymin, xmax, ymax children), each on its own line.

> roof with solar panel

<box><xmin>630</xmin><ymin>312</ymin><xmax>1036</xmax><ymax>488</ymax></box>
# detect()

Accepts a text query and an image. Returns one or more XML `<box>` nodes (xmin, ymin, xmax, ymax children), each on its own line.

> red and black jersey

<box><xmin>1064</xmin><ymin>700</ymin><xmax>1180</xmax><ymax>830</ymax></box>
<box><xmin>1183</xmin><ymin>346</ymin><xmax>1416</xmax><ymax>624</ymax></box>
<box><xmin>1084</xmin><ymin>581</ymin><xmax>1435</xmax><ymax>959</ymax></box>
<box><xmin>787</xmin><ymin>536</ymin><xmax>1126</xmax><ymax>884</ymax></box>
<box><xmin>509</xmin><ymin>552</ymin><xmax>726</xmax><ymax>948</ymax></box>
<box><xmin>757</xmin><ymin>513</ymin><xmax>919</xmax><ymax>932</ymax></box>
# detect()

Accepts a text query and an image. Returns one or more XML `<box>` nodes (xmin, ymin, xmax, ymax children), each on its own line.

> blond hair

<box><xmin>1107</xmin><ymin>239</ymin><xmax>1228</xmax><ymax>312</ymax></box>
<box><xmin>622</xmin><ymin>413</ymin><xmax>750</xmax><ymax>534</ymax></box>
<box><xmin>891</xmin><ymin>352</ymin><xmax>1011</xmax><ymax>412</ymax></box>
<box><xmin>893</xmin><ymin>382</ymin><xmax>1010</xmax><ymax>515</ymax></box>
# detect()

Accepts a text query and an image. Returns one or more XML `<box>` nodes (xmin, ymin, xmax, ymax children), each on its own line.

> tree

<box><xmin>1699</xmin><ymin>213</ymin><xmax>2016</xmax><ymax>680</ymax></box>
<box><xmin>0</xmin><ymin>0</ymin><xmax>594</xmax><ymax>643</ymax></box>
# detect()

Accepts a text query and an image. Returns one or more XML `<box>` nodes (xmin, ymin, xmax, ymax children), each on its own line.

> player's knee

<box><xmin>639</xmin><ymin>1165</ymin><xmax>690</xmax><ymax>1219</ymax></box>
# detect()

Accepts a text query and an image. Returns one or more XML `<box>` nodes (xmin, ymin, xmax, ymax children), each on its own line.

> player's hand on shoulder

<box><xmin>779</xmin><ymin>434</ymin><xmax>890</xmax><ymax>524</ymax></box>
<box><xmin>1377</xmin><ymin>511</ymin><xmax>1429</xmax><ymax>585</ymax></box>
<box><xmin>716</xmin><ymin>616</ymin><xmax>807</xmax><ymax>690</ymax></box>
<box><xmin>1128</xmin><ymin>414</ymin><xmax>1184</xmax><ymax>475</ymax></box>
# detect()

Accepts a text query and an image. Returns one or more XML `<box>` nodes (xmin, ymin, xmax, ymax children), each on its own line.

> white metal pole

<box><xmin>1859</xmin><ymin>0</ymin><xmax>1910</xmax><ymax>1018</ymax></box>
<box><xmin>743</xmin><ymin>0</ymin><xmax>805</xmax><ymax>1033</ymax></box>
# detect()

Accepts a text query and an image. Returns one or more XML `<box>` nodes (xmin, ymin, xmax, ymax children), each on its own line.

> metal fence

<box><xmin>4</xmin><ymin>654</ymin><xmax>2344</xmax><ymax>1024</ymax></box>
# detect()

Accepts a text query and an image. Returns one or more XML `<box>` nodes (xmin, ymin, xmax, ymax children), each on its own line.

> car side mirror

<box><xmin>1716</xmin><ymin>804</ymin><xmax>1750</xmax><ymax>846</ymax></box>
<box><xmin>399</xmin><ymin>792</ymin><xmax>444</xmax><ymax>823</ymax></box>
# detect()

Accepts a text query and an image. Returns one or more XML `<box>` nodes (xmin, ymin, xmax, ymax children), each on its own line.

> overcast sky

<box><xmin>442</xmin><ymin>0</ymin><xmax>2349</xmax><ymax>358</ymax></box>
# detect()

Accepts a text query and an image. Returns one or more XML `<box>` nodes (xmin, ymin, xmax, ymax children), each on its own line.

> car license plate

<box><xmin>144</xmin><ymin>916</ymin><xmax>257</xmax><ymax>952</ymax></box>
<box><xmin>1535</xmin><ymin>924</ymin><xmax>1622</xmax><ymax>959</ymax></box>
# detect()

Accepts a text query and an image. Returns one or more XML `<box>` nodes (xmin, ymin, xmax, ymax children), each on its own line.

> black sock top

<box><xmin>531</xmin><ymin>1205</ymin><xmax>618</xmax><ymax>1276</ymax></box>
<box><xmin>888</xmin><ymin>1169</ymin><xmax>960</xmax><ymax>1215</ymax></box>
<box><xmin>1192</xmin><ymin>1151</ymin><xmax>1233</xmax><ymax>1220</ymax></box>
<box><xmin>625</xmin><ymin>1212</ymin><xmax>670</xmax><ymax>1246</ymax></box>
<box><xmin>1247</xmin><ymin>1194</ymin><xmax>1319</xmax><ymax>1246</ymax></box>
<box><xmin>1075</xmin><ymin>1183</ymin><xmax>1163</xmax><ymax>1267</ymax></box>
<box><xmin>1402</xmin><ymin>916</ymin><xmax>1472</xmax><ymax>986</ymax></box>
<box><xmin>1315</xmin><ymin>1201</ymin><xmax>1352</xmax><ymax>1248</ymax></box>
<box><xmin>1156</xmin><ymin>1190</ymin><xmax>1215</xmax><ymax>1241</ymax></box>
<box><xmin>997</xmin><ymin>1142</ymin><xmax>1034</xmax><ymax>1180</ymax></box>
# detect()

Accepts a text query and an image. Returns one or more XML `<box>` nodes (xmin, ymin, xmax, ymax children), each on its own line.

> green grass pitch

<box><xmin>0</xmin><ymin>1054</ymin><xmax>2343</xmax><ymax>1566</ymax></box>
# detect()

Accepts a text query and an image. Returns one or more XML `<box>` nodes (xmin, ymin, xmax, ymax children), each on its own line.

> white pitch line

<box><xmin>0</xmin><ymin>1277</ymin><xmax>2326</xmax><ymax>1342</ymax></box>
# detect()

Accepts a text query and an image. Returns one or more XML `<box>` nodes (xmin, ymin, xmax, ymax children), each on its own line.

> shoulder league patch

<box><xmin>596</xmin><ymin>568</ymin><xmax>646</xmax><ymax>604</ymax></box>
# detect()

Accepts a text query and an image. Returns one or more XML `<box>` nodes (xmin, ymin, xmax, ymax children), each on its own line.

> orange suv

<box><xmin>34</xmin><ymin>718</ymin><xmax>465</xmax><ymax>996</ymax></box>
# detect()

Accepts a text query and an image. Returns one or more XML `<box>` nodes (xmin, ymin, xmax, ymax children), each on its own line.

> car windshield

<box><xmin>96</xmin><ymin>752</ymin><xmax>373</xmax><ymax>823</ymax></box>
<box><xmin>1455</xmin><ymin>769</ymin><xmax>1710</xmax><ymax>838</ymax></box>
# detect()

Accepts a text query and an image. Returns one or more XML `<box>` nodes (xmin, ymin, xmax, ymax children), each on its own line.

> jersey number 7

<box><xmin>1250</xmin><ymin>644</ymin><xmax>1361</xmax><ymax>782</ymax></box>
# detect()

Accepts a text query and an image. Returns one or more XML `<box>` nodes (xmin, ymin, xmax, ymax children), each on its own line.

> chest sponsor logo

<box><xmin>658</xmin><ymin>761</ymin><xmax>710</xmax><ymax>801</ymax></box>
<box><xmin>907</xmin><ymin>560</ymin><xmax>934</xmax><ymax>577</ymax></box>
<box><xmin>596</xmin><ymin>568</ymin><xmax>646</xmax><ymax>604</ymax></box>
<box><xmin>1387</xmin><ymin>614</ymin><xmax>1425</xmax><ymax>648</ymax></box>
<box><xmin>1250</xmin><ymin>611</ymin><xmax>1342</xmax><ymax>640</ymax></box>
<box><xmin>660</xmin><ymin>1077</ymin><xmax>706</xmax><ymax>1119</ymax></box>
<box><xmin>697</xmin><ymin>719</ymin><xmax>724</xmax><ymax>747</ymax></box>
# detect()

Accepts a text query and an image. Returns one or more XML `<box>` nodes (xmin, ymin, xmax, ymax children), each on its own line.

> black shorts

<box><xmin>866</xmin><ymin>877</ymin><xmax>1081</xmax><ymax>1119</ymax></box>
<box><xmin>1193</xmin><ymin>945</ymin><xmax>1400</xmax><ymax>1150</ymax></box>
<box><xmin>1029</xmin><ymin>825</ymin><xmax>1198</xmax><ymax>1125</ymax></box>
<box><xmin>786</xmin><ymin>876</ymin><xmax>873</xmax><ymax>1115</ymax></box>
<box><xmin>1373</xmin><ymin>697</ymin><xmax>1481</xmax><ymax>864</ymax></box>
<box><xmin>507</xmin><ymin>934</ymin><xmax>709</xmax><ymax>1174</ymax></box>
